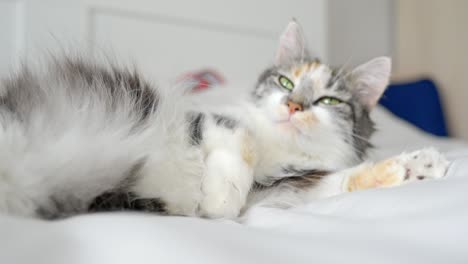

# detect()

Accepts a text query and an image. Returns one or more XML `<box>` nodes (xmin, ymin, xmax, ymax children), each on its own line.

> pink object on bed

<box><xmin>178</xmin><ymin>69</ymin><xmax>225</xmax><ymax>92</ymax></box>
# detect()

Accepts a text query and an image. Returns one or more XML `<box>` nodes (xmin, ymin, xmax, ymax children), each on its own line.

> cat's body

<box><xmin>0</xmin><ymin>58</ymin><xmax>350</xmax><ymax>219</ymax></box>
<box><xmin>0</xmin><ymin>21</ymin><xmax>449</xmax><ymax>220</ymax></box>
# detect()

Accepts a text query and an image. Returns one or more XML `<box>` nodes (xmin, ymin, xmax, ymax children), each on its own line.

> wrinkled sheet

<box><xmin>1</xmin><ymin>107</ymin><xmax>468</xmax><ymax>264</ymax></box>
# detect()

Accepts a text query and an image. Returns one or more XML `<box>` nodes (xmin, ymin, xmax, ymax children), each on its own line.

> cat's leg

<box><xmin>198</xmin><ymin>128</ymin><xmax>256</xmax><ymax>219</ymax></box>
<box><xmin>306</xmin><ymin>148</ymin><xmax>450</xmax><ymax>199</ymax></box>
<box><xmin>248</xmin><ymin>148</ymin><xmax>450</xmax><ymax>208</ymax></box>
<box><xmin>344</xmin><ymin>148</ymin><xmax>449</xmax><ymax>192</ymax></box>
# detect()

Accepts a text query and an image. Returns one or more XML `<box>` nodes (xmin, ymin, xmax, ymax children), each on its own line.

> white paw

<box><xmin>395</xmin><ymin>148</ymin><xmax>450</xmax><ymax>183</ymax></box>
<box><xmin>199</xmin><ymin>182</ymin><xmax>243</xmax><ymax>219</ymax></box>
<box><xmin>198</xmin><ymin>149</ymin><xmax>253</xmax><ymax>219</ymax></box>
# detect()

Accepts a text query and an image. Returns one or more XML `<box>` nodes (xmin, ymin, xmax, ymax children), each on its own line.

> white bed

<box><xmin>1</xmin><ymin>105</ymin><xmax>468</xmax><ymax>264</ymax></box>
<box><xmin>1</xmin><ymin>2</ymin><xmax>468</xmax><ymax>263</ymax></box>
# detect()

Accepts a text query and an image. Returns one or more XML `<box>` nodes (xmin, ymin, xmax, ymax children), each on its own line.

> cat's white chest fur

<box><xmin>243</xmin><ymin>104</ymin><xmax>357</xmax><ymax>185</ymax></box>
<box><xmin>130</xmin><ymin>100</ymin><xmax>359</xmax><ymax>218</ymax></box>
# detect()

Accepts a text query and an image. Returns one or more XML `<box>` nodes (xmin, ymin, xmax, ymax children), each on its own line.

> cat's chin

<box><xmin>275</xmin><ymin>120</ymin><xmax>300</xmax><ymax>134</ymax></box>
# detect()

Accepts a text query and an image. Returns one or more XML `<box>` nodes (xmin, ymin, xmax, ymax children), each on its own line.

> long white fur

<box><xmin>0</xmin><ymin>61</ymin><xmax>192</xmax><ymax>217</ymax></box>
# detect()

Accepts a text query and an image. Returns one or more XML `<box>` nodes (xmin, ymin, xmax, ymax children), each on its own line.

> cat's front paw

<box><xmin>198</xmin><ymin>150</ymin><xmax>253</xmax><ymax>219</ymax></box>
<box><xmin>394</xmin><ymin>148</ymin><xmax>450</xmax><ymax>182</ymax></box>
<box><xmin>347</xmin><ymin>148</ymin><xmax>449</xmax><ymax>191</ymax></box>
<box><xmin>198</xmin><ymin>185</ymin><xmax>243</xmax><ymax>219</ymax></box>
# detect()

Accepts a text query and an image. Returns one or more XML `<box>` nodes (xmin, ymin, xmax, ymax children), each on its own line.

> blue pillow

<box><xmin>379</xmin><ymin>79</ymin><xmax>449</xmax><ymax>137</ymax></box>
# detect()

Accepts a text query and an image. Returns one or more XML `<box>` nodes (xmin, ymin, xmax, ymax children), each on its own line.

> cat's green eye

<box><xmin>278</xmin><ymin>75</ymin><xmax>294</xmax><ymax>90</ymax></box>
<box><xmin>319</xmin><ymin>97</ymin><xmax>343</xmax><ymax>105</ymax></box>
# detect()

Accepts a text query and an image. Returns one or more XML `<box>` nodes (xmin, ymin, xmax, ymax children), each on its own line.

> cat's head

<box><xmin>253</xmin><ymin>20</ymin><xmax>391</xmax><ymax>163</ymax></box>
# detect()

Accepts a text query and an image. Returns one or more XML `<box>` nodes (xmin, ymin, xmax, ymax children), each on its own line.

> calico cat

<box><xmin>0</xmin><ymin>21</ymin><xmax>448</xmax><ymax>220</ymax></box>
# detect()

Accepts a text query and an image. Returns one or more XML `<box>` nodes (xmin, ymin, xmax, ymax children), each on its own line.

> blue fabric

<box><xmin>379</xmin><ymin>79</ymin><xmax>449</xmax><ymax>137</ymax></box>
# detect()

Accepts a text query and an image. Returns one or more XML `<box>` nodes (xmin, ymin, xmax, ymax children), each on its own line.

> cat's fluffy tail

<box><xmin>0</xmin><ymin>55</ymin><xmax>191</xmax><ymax>218</ymax></box>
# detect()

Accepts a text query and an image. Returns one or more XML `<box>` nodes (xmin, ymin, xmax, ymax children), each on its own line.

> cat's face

<box><xmin>253</xmin><ymin>21</ymin><xmax>391</xmax><ymax>162</ymax></box>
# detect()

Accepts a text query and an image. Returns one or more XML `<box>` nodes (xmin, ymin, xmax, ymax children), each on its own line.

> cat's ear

<box><xmin>275</xmin><ymin>20</ymin><xmax>309</xmax><ymax>65</ymax></box>
<box><xmin>350</xmin><ymin>57</ymin><xmax>392</xmax><ymax>110</ymax></box>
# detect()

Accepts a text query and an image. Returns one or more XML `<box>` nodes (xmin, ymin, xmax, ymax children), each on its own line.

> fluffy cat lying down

<box><xmin>0</xmin><ymin>21</ymin><xmax>449</xmax><ymax>220</ymax></box>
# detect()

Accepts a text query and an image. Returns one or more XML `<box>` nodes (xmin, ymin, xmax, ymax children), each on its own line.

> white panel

<box><xmin>23</xmin><ymin>1</ymin><xmax>88</xmax><ymax>56</ymax></box>
<box><xmin>92</xmin><ymin>10</ymin><xmax>276</xmax><ymax>83</ymax></box>
<box><xmin>89</xmin><ymin>0</ymin><xmax>328</xmax><ymax>84</ymax></box>
<box><xmin>0</xmin><ymin>1</ymin><xmax>24</xmax><ymax>76</ymax></box>
<box><xmin>86</xmin><ymin>0</ymin><xmax>328</xmax><ymax>59</ymax></box>
<box><xmin>1</xmin><ymin>0</ymin><xmax>328</xmax><ymax>85</ymax></box>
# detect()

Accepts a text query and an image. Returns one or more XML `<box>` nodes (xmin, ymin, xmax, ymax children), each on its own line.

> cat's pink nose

<box><xmin>287</xmin><ymin>100</ymin><xmax>303</xmax><ymax>114</ymax></box>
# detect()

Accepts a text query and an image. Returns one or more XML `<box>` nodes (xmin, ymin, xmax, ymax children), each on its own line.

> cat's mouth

<box><xmin>276</xmin><ymin>113</ymin><xmax>294</xmax><ymax>123</ymax></box>
<box><xmin>276</xmin><ymin>118</ymin><xmax>291</xmax><ymax>123</ymax></box>
<box><xmin>276</xmin><ymin>118</ymin><xmax>300</xmax><ymax>132</ymax></box>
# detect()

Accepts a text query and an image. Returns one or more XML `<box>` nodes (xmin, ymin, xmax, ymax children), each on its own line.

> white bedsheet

<box><xmin>1</xmin><ymin>107</ymin><xmax>468</xmax><ymax>264</ymax></box>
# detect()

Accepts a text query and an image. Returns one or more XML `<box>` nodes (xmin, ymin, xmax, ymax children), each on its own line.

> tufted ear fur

<box><xmin>349</xmin><ymin>57</ymin><xmax>392</xmax><ymax>110</ymax></box>
<box><xmin>275</xmin><ymin>20</ymin><xmax>310</xmax><ymax>65</ymax></box>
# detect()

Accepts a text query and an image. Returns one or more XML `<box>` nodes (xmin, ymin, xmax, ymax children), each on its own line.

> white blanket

<box><xmin>1</xmin><ymin>107</ymin><xmax>468</xmax><ymax>264</ymax></box>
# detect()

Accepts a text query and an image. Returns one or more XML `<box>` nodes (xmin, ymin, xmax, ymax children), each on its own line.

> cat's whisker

<box><xmin>349</xmin><ymin>131</ymin><xmax>373</xmax><ymax>145</ymax></box>
<box><xmin>336</xmin><ymin>55</ymin><xmax>354</xmax><ymax>80</ymax></box>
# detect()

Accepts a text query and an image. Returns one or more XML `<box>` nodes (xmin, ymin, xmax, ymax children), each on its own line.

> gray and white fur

<box><xmin>0</xmin><ymin>21</ymin><xmax>392</xmax><ymax>219</ymax></box>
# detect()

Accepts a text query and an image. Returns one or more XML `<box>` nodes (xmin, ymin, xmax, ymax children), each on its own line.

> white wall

<box><xmin>0</xmin><ymin>1</ymin><xmax>24</xmax><ymax>75</ymax></box>
<box><xmin>327</xmin><ymin>0</ymin><xmax>394</xmax><ymax>66</ymax></box>
<box><xmin>0</xmin><ymin>0</ymin><xmax>328</xmax><ymax>85</ymax></box>
<box><xmin>1</xmin><ymin>0</ymin><xmax>396</xmax><ymax>81</ymax></box>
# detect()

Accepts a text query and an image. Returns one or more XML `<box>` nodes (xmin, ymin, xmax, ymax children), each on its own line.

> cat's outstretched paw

<box><xmin>394</xmin><ymin>148</ymin><xmax>450</xmax><ymax>182</ymax></box>
<box><xmin>347</xmin><ymin>148</ymin><xmax>449</xmax><ymax>191</ymax></box>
